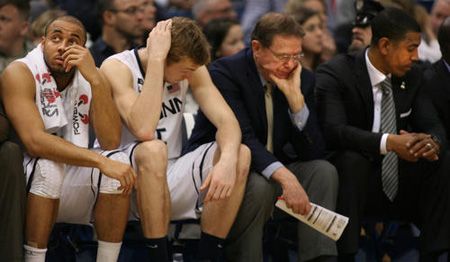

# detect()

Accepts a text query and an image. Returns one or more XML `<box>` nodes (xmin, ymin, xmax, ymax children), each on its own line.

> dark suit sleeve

<box><xmin>410</xmin><ymin>73</ymin><xmax>447</xmax><ymax>153</ymax></box>
<box><xmin>315</xmin><ymin>59</ymin><xmax>383</xmax><ymax>156</ymax></box>
<box><xmin>209</xmin><ymin>66</ymin><xmax>279</xmax><ymax>175</ymax></box>
<box><xmin>289</xmin><ymin>70</ymin><xmax>325</xmax><ymax>160</ymax></box>
<box><xmin>0</xmin><ymin>103</ymin><xmax>10</xmax><ymax>143</ymax></box>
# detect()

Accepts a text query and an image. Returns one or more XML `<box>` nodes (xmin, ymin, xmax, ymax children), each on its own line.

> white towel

<box><xmin>17</xmin><ymin>44</ymin><xmax>92</xmax><ymax>148</ymax></box>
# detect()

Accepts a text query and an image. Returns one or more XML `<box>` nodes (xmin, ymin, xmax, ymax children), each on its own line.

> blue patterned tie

<box><xmin>380</xmin><ymin>77</ymin><xmax>398</xmax><ymax>201</ymax></box>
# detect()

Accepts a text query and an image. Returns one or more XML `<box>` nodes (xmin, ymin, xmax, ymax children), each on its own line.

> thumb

<box><xmin>200</xmin><ymin>173</ymin><xmax>212</xmax><ymax>192</ymax></box>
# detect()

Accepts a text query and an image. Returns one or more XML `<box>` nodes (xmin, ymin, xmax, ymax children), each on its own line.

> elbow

<box><xmin>23</xmin><ymin>136</ymin><xmax>43</xmax><ymax>158</ymax></box>
<box><xmin>132</xmin><ymin>128</ymin><xmax>155</xmax><ymax>142</ymax></box>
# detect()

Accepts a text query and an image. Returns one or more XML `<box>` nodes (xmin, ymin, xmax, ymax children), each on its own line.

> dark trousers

<box><xmin>331</xmin><ymin>150</ymin><xmax>449</xmax><ymax>258</ymax></box>
<box><xmin>225</xmin><ymin>159</ymin><xmax>339</xmax><ymax>262</ymax></box>
<box><xmin>0</xmin><ymin>141</ymin><xmax>25</xmax><ymax>261</ymax></box>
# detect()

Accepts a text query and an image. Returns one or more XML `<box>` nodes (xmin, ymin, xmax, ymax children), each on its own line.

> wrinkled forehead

<box><xmin>46</xmin><ymin>19</ymin><xmax>86</xmax><ymax>44</ymax></box>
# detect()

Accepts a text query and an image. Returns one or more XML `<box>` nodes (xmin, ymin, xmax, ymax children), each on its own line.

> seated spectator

<box><xmin>187</xmin><ymin>12</ymin><xmax>339</xmax><ymax>262</ymax></box>
<box><xmin>285</xmin><ymin>0</ymin><xmax>336</xmax><ymax>63</ymax></box>
<box><xmin>348</xmin><ymin>0</ymin><xmax>384</xmax><ymax>53</ymax></box>
<box><xmin>29</xmin><ymin>9</ymin><xmax>67</xmax><ymax>45</ymax></box>
<box><xmin>192</xmin><ymin>0</ymin><xmax>237</xmax><ymax>28</ymax></box>
<box><xmin>1</xmin><ymin>15</ymin><xmax>136</xmax><ymax>261</ymax></box>
<box><xmin>240</xmin><ymin>0</ymin><xmax>288</xmax><ymax>43</ymax></box>
<box><xmin>134</xmin><ymin>0</ymin><xmax>157</xmax><ymax>46</ymax></box>
<box><xmin>203</xmin><ymin>18</ymin><xmax>245</xmax><ymax>61</ymax></box>
<box><xmin>90</xmin><ymin>0</ymin><xmax>145</xmax><ymax>67</ymax></box>
<box><xmin>315</xmin><ymin>8</ymin><xmax>448</xmax><ymax>261</ymax></box>
<box><xmin>382</xmin><ymin>0</ymin><xmax>442</xmax><ymax>62</ymax></box>
<box><xmin>288</xmin><ymin>7</ymin><xmax>324</xmax><ymax>71</ymax></box>
<box><xmin>100</xmin><ymin>17</ymin><xmax>250</xmax><ymax>261</ymax></box>
<box><xmin>430</xmin><ymin>0</ymin><xmax>450</xmax><ymax>38</ymax></box>
<box><xmin>0</xmin><ymin>103</ymin><xmax>25</xmax><ymax>262</ymax></box>
<box><xmin>0</xmin><ymin>0</ymin><xmax>34</xmax><ymax>73</ymax></box>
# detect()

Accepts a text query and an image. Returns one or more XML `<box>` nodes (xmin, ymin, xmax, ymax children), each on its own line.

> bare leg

<box><xmin>201</xmin><ymin>144</ymin><xmax>250</xmax><ymax>238</ymax></box>
<box><xmin>25</xmin><ymin>193</ymin><xmax>59</xmax><ymax>248</ymax></box>
<box><xmin>134</xmin><ymin>140</ymin><xmax>170</xmax><ymax>238</ymax></box>
<box><xmin>94</xmin><ymin>193</ymin><xmax>130</xmax><ymax>242</ymax></box>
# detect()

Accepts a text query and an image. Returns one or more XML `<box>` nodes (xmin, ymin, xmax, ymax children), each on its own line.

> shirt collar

<box><xmin>365</xmin><ymin>48</ymin><xmax>390</xmax><ymax>87</ymax></box>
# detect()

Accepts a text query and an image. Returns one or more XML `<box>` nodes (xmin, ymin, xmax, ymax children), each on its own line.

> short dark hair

<box><xmin>438</xmin><ymin>17</ymin><xmax>450</xmax><ymax>59</ymax></box>
<box><xmin>203</xmin><ymin>18</ymin><xmax>239</xmax><ymax>60</ymax></box>
<box><xmin>370</xmin><ymin>7</ymin><xmax>420</xmax><ymax>46</ymax></box>
<box><xmin>44</xmin><ymin>15</ymin><xmax>87</xmax><ymax>45</ymax></box>
<box><xmin>0</xmin><ymin>0</ymin><xmax>30</xmax><ymax>20</ymax></box>
<box><xmin>168</xmin><ymin>17</ymin><xmax>210</xmax><ymax>65</ymax></box>
<box><xmin>251</xmin><ymin>12</ymin><xmax>304</xmax><ymax>48</ymax></box>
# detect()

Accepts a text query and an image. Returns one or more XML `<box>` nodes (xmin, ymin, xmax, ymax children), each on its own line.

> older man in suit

<box><xmin>186</xmin><ymin>12</ymin><xmax>338</xmax><ymax>262</ymax></box>
<box><xmin>316</xmin><ymin>8</ymin><xmax>448</xmax><ymax>261</ymax></box>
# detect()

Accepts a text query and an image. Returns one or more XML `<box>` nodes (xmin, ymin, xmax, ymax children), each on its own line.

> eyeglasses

<box><xmin>267</xmin><ymin>47</ymin><xmax>304</xmax><ymax>63</ymax></box>
<box><xmin>109</xmin><ymin>6</ymin><xmax>144</xmax><ymax>15</ymax></box>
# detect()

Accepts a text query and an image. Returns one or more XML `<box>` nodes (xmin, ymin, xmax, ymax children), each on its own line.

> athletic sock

<box><xmin>24</xmin><ymin>244</ymin><xmax>47</xmax><ymax>262</ymax></box>
<box><xmin>197</xmin><ymin>231</ymin><xmax>225</xmax><ymax>260</ymax></box>
<box><xmin>145</xmin><ymin>236</ymin><xmax>169</xmax><ymax>262</ymax></box>
<box><xmin>96</xmin><ymin>240</ymin><xmax>122</xmax><ymax>262</ymax></box>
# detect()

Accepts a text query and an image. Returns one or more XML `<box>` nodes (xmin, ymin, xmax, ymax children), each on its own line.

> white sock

<box><xmin>96</xmin><ymin>240</ymin><xmax>122</xmax><ymax>262</ymax></box>
<box><xmin>24</xmin><ymin>244</ymin><xmax>47</xmax><ymax>262</ymax></box>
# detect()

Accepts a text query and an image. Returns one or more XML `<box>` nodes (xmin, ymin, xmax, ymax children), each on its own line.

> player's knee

<box><xmin>29</xmin><ymin>159</ymin><xmax>64</xmax><ymax>199</ymax></box>
<box><xmin>237</xmin><ymin>144</ymin><xmax>251</xmax><ymax>180</ymax></box>
<box><xmin>135</xmin><ymin>140</ymin><xmax>167</xmax><ymax>176</ymax></box>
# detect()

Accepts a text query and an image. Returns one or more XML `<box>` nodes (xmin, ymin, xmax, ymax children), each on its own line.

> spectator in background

<box><xmin>288</xmin><ymin>7</ymin><xmax>324</xmax><ymax>71</ymax></box>
<box><xmin>0</xmin><ymin>0</ymin><xmax>34</xmax><ymax>73</ymax></box>
<box><xmin>203</xmin><ymin>18</ymin><xmax>245</xmax><ymax>61</ymax></box>
<box><xmin>0</xmin><ymin>103</ymin><xmax>25</xmax><ymax>262</ymax></box>
<box><xmin>430</xmin><ymin>0</ymin><xmax>450</xmax><ymax>37</ymax></box>
<box><xmin>135</xmin><ymin>0</ymin><xmax>157</xmax><ymax>46</ymax></box>
<box><xmin>348</xmin><ymin>0</ymin><xmax>384</xmax><ymax>53</ymax></box>
<box><xmin>240</xmin><ymin>0</ymin><xmax>288</xmax><ymax>44</ymax></box>
<box><xmin>285</xmin><ymin>0</ymin><xmax>336</xmax><ymax>64</ymax></box>
<box><xmin>192</xmin><ymin>0</ymin><xmax>237</xmax><ymax>28</ymax></box>
<box><xmin>89</xmin><ymin>0</ymin><xmax>145</xmax><ymax>67</ymax></box>
<box><xmin>29</xmin><ymin>8</ymin><xmax>67</xmax><ymax>45</ymax></box>
<box><xmin>381</xmin><ymin>0</ymin><xmax>442</xmax><ymax>63</ymax></box>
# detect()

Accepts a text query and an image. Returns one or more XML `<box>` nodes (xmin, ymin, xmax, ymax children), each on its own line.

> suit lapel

<box><xmin>245</xmin><ymin>49</ymin><xmax>268</xmax><ymax>132</ymax></box>
<box><xmin>354</xmin><ymin>51</ymin><xmax>375</xmax><ymax>127</ymax></box>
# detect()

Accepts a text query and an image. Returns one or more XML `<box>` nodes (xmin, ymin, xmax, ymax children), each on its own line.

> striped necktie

<box><xmin>380</xmin><ymin>77</ymin><xmax>398</xmax><ymax>201</ymax></box>
<box><xmin>264</xmin><ymin>83</ymin><xmax>274</xmax><ymax>153</ymax></box>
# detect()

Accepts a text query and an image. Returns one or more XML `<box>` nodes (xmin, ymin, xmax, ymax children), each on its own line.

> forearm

<box><xmin>25</xmin><ymin>132</ymin><xmax>107</xmax><ymax>169</ymax></box>
<box><xmin>214</xmin><ymin>115</ymin><xmax>241</xmax><ymax>164</ymax></box>
<box><xmin>126</xmin><ymin>60</ymin><xmax>165</xmax><ymax>140</ymax></box>
<box><xmin>89</xmin><ymin>72</ymin><xmax>121</xmax><ymax>149</ymax></box>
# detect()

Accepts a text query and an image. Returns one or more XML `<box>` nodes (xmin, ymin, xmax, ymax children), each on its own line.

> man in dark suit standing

<box><xmin>186</xmin><ymin>12</ymin><xmax>338</xmax><ymax>262</ymax></box>
<box><xmin>316</xmin><ymin>8</ymin><xmax>448</xmax><ymax>261</ymax></box>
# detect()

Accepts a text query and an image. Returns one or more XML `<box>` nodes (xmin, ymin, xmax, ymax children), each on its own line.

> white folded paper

<box><xmin>275</xmin><ymin>199</ymin><xmax>349</xmax><ymax>241</ymax></box>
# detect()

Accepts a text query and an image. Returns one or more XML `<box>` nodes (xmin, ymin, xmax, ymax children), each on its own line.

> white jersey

<box><xmin>108</xmin><ymin>49</ymin><xmax>189</xmax><ymax>159</ymax></box>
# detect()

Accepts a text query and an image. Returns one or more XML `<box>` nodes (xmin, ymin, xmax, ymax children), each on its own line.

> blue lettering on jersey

<box><xmin>160</xmin><ymin>97</ymin><xmax>183</xmax><ymax>119</ymax></box>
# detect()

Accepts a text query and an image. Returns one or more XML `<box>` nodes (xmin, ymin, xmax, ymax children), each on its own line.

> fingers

<box><xmin>200</xmin><ymin>172</ymin><xmax>212</xmax><ymax>192</ymax></box>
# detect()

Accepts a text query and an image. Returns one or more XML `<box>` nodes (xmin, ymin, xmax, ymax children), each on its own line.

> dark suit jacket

<box><xmin>315</xmin><ymin>50</ymin><xmax>446</xmax><ymax>159</ymax></box>
<box><xmin>423</xmin><ymin>59</ymin><xmax>450</xmax><ymax>146</ymax></box>
<box><xmin>185</xmin><ymin>48</ymin><xmax>325</xmax><ymax>174</ymax></box>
